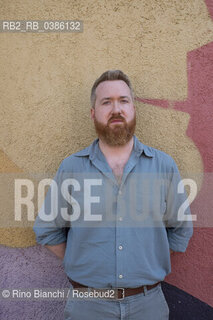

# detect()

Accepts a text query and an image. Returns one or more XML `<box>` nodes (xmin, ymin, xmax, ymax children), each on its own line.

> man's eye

<box><xmin>103</xmin><ymin>101</ymin><xmax>110</xmax><ymax>105</ymax></box>
<box><xmin>121</xmin><ymin>100</ymin><xmax>128</xmax><ymax>103</ymax></box>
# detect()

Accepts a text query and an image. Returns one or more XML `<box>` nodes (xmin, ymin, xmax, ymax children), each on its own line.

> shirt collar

<box><xmin>74</xmin><ymin>135</ymin><xmax>154</xmax><ymax>159</ymax></box>
<box><xmin>134</xmin><ymin>136</ymin><xmax>154</xmax><ymax>158</ymax></box>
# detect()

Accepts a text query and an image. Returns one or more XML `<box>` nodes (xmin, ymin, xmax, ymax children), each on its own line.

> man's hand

<box><xmin>45</xmin><ymin>242</ymin><xmax>66</xmax><ymax>260</ymax></box>
<box><xmin>170</xmin><ymin>249</ymin><xmax>174</xmax><ymax>254</ymax></box>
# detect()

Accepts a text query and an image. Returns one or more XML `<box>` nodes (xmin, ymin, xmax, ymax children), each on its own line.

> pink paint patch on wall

<box><xmin>205</xmin><ymin>0</ymin><xmax>213</xmax><ymax>20</ymax></box>
<box><xmin>137</xmin><ymin>40</ymin><xmax>213</xmax><ymax>171</ymax></box>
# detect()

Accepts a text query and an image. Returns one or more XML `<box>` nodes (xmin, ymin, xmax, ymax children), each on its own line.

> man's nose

<box><xmin>112</xmin><ymin>101</ymin><xmax>121</xmax><ymax>113</ymax></box>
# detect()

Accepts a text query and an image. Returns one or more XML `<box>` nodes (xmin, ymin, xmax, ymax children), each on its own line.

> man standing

<box><xmin>33</xmin><ymin>70</ymin><xmax>193</xmax><ymax>319</ymax></box>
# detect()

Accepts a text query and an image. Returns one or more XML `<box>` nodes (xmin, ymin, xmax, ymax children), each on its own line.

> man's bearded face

<box><xmin>91</xmin><ymin>80</ymin><xmax>136</xmax><ymax>146</ymax></box>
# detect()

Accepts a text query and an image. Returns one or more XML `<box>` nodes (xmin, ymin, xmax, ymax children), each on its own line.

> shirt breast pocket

<box><xmin>131</xmin><ymin>189</ymin><xmax>167</xmax><ymax>227</ymax></box>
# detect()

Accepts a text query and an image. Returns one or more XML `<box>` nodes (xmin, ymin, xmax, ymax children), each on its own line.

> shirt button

<box><xmin>119</xmin><ymin>274</ymin><xmax>123</xmax><ymax>279</ymax></box>
<box><xmin>118</xmin><ymin>217</ymin><xmax>123</xmax><ymax>221</ymax></box>
<box><xmin>118</xmin><ymin>190</ymin><xmax>122</xmax><ymax>195</ymax></box>
<box><xmin>118</xmin><ymin>245</ymin><xmax>123</xmax><ymax>250</ymax></box>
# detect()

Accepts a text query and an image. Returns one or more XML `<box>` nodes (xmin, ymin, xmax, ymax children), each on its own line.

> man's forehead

<box><xmin>95</xmin><ymin>80</ymin><xmax>131</xmax><ymax>97</ymax></box>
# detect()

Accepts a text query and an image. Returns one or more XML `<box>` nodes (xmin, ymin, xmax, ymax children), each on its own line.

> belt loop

<box><xmin>143</xmin><ymin>285</ymin><xmax>148</xmax><ymax>296</ymax></box>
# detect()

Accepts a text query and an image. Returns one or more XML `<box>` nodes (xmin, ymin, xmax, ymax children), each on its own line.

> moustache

<box><xmin>108</xmin><ymin>116</ymin><xmax>125</xmax><ymax>124</ymax></box>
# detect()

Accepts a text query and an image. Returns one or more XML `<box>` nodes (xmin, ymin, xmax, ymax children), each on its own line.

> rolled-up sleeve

<box><xmin>165</xmin><ymin>159</ymin><xmax>193</xmax><ymax>252</ymax></box>
<box><xmin>33</xmin><ymin>161</ymin><xmax>70</xmax><ymax>246</ymax></box>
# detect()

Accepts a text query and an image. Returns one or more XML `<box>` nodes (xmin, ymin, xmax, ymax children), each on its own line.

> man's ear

<box><xmin>90</xmin><ymin>107</ymin><xmax>95</xmax><ymax>120</ymax></box>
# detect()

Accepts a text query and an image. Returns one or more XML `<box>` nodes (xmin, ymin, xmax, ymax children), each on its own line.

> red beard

<box><xmin>94</xmin><ymin>114</ymin><xmax>136</xmax><ymax>146</ymax></box>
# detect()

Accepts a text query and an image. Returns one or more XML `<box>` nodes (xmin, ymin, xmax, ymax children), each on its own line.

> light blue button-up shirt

<box><xmin>33</xmin><ymin>136</ymin><xmax>193</xmax><ymax>288</ymax></box>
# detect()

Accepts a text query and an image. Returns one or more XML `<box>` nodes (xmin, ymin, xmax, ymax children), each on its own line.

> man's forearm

<box><xmin>45</xmin><ymin>242</ymin><xmax>66</xmax><ymax>260</ymax></box>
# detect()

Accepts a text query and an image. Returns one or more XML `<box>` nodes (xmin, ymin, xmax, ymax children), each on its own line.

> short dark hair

<box><xmin>90</xmin><ymin>70</ymin><xmax>134</xmax><ymax>108</ymax></box>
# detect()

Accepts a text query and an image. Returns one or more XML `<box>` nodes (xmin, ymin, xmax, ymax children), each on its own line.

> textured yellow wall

<box><xmin>0</xmin><ymin>0</ymin><xmax>213</xmax><ymax>247</ymax></box>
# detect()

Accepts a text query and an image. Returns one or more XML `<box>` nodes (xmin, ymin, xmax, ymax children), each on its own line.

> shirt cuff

<box><xmin>167</xmin><ymin>229</ymin><xmax>192</xmax><ymax>252</ymax></box>
<box><xmin>34</xmin><ymin>229</ymin><xmax>67</xmax><ymax>246</ymax></box>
